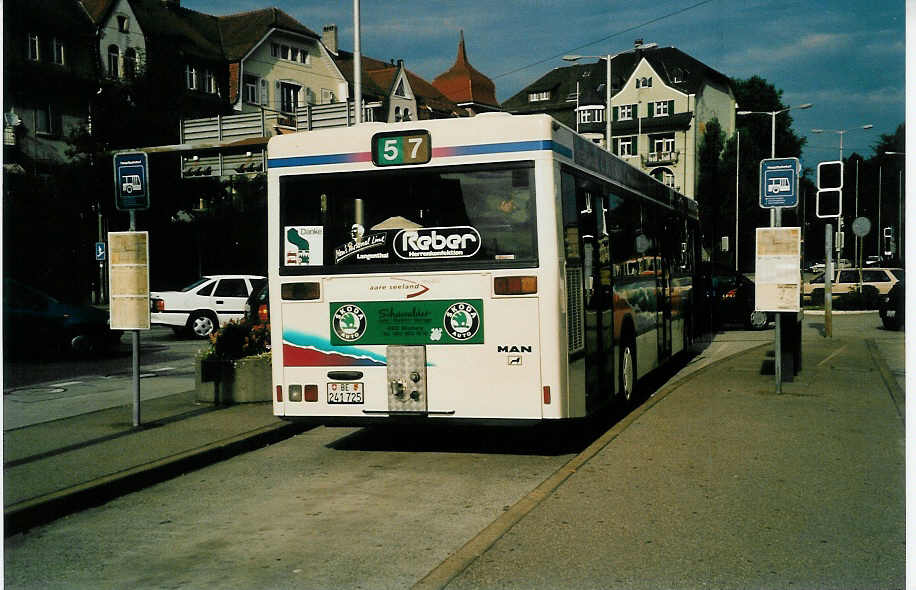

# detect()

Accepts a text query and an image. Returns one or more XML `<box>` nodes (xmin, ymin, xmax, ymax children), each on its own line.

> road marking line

<box><xmin>50</xmin><ymin>381</ymin><xmax>83</xmax><ymax>387</ymax></box>
<box><xmin>816</xmin><ymin>345</ymin><xmax>847</xmax><ymax>367</ymax></box>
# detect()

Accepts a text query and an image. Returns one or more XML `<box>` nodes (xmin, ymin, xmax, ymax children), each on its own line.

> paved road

<box><xmin>3</xmin><ymin>327</ymin><xmax>204</xmax><ymax>429</ymax></box>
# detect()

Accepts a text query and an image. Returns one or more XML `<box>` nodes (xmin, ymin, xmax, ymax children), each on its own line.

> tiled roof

<box><xmin>217</xmin><ymin>8</ymin><xmax>319</xmax><ymax>61</ymax></box>
<box><xmin>502</xmin><ymin>45</ymin><xmax>732</xmax><ymax>112</ymax></box>
<box><xmin>432</xmin><ymin>31</ymin><xmax>497</xmax><ymax>108</ymax></box>
<box><xmin>332</xmin><ymin>50</ymin><xmax>458</xmax><ymax>116</ymax></box>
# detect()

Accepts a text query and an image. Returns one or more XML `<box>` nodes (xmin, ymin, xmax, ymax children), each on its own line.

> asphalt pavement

<box><xmin>3</xmin><ymin>312</ymin><xmax>906</xmax><ymax>589</ymax></box>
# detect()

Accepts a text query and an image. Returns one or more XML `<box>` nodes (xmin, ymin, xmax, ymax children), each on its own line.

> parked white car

<box><xmin>150</xmin><ymin>275</ymin><xmax>266</xmax><ymax>338</ymax></box>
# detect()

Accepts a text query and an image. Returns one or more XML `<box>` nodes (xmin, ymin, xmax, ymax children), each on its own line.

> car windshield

<box><xmin>891</xmin><ymin>269</ymin><xmax>904</xmax><ymax>280</ymax></box>
<box><xmin>179</xmin><ymin>278</ymin><xmax>212</xmax><ymax>292</ymax></box>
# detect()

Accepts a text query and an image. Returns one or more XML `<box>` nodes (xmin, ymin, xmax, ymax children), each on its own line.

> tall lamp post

<box><xmin>563</xmin><ymin>42</ymin><xmax>657</xmax><ymax>154</ymax></box>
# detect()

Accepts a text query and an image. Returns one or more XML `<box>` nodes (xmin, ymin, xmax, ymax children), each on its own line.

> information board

<box><xmin>755</xmin><ymin>227</ymin><xmax>801</xmax><ymax>312</ymax></box>
<box><xmin>108</xmin><ymin>231</ymin><xmax>150</xmax><ymax>330</ymax></box>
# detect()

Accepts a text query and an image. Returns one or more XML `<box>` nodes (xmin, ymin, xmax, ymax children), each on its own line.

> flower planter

<box><xmin>196</xmin><ymin>355</ymin><xmax>272</xmax><ymax>404</ymax></box>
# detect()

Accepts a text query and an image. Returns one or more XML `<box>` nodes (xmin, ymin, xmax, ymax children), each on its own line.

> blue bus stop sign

<box><xmin>759</xmin><ymin>157</ymin><xmax>800</xmax><ymax>209</ymax></box>
<box><xmin>113</xmin><ymin>152</ymin><xmax>150</xmax><ymax>211</ymax></box>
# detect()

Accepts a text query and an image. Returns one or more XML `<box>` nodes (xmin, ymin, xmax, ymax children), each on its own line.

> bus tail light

<box><xmin>494</xmin><ymin>276</ymin><xmax>537</xmax><ymax>295</ymax></box>
<box><xmin>281</xmin><ymin>282</ymin><xmax>320</xmax><ymax>300</ymax></box>
<box><xmin>276</xmin><ymin>385</ymin><xmax>283</xmax><ymax>402</ymax></box>
<box><xmin>303</xmin><ymin>385</ymin><xmax>318</xmax><ymax>402</ymax></box>
<box><xmin>543</xmin><ymin>386</ymin><xmax>551</xmax><ymax>404</ymax></box>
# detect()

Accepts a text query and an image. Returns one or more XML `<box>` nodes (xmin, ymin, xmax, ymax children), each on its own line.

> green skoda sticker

<box><xmin>330</xmin><ymin>299</ymin><xmax>484</xmax><ymax>346</ymax></box>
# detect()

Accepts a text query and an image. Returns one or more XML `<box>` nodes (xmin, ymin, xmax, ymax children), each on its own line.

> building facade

<box><xmin>502</xmin><ymin>42</ymin><xmax>735</xmax><ymax>199</ymax></box>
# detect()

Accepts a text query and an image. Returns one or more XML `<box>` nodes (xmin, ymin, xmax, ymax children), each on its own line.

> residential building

<box><xmin>3</xmin><ymin>0</ymin><xmax>97</xmax><ymax>169</ymax></box>
<box><xmin>324</xmin><ymin>23</ymin><xmax>459</xmax><ymax>123</ymax></box>
<box><xmin>432</xmin><ymin>31</ymin><xmax>499</xmax><ymax>116</ymax></box>
<box><xmin>502</xmin><ymin>41</ymin><xmax>736</xmax><ymax>199</ymax></box>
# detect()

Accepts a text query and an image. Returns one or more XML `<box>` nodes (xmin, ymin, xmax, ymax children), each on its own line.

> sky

<box><xmin>183</xmin><ymin>0</ymin><xmax>906</xmax><ymax>169</ymax></box>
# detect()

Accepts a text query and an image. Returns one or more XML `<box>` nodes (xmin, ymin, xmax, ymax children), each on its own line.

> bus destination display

<box><xmin>372</xmin><ymin>131</ymin><xmax>431</xmax><ymax>167</ymax></box>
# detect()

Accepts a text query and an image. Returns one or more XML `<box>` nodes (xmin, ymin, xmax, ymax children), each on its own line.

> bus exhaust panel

<box><xmin>386</xmin><ymin>346</ymin><xmax>428</xmax><ymax>413</ymax></box>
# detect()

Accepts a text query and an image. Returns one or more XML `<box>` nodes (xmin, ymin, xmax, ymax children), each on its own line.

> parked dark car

<box><xmin>244</xmin><ymin>282</ymin><xmax>269</xmax><ymax>325</ymax></box>
<box><xmin>880</xmin><ymin>279</ymin><xmax>904</xmax><ymax>330</ymax></box>
<box><xmin>700</xmin><ymin>263</ymin><xmax>771</xmax><ymax>330</ymax></box>
<box><xmin>3</xmin><ymin>278</ymin><xmax>122</xmax><ymax>356</ymax></box>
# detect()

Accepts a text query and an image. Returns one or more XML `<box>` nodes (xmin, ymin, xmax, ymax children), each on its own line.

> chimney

<box><xmin>634</xmin><ymin>38</ymin><xmax>644</xmax><ymax>48</ymax></box>
<box><xmin>322</xmin><ymin>24</ymin><xmax>338</xmax><ymax>54</ymax></box>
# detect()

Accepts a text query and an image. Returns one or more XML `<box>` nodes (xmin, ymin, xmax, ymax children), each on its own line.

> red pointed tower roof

<box><xmin>433</xmin><ymin>31</ymin><xmax>498</xmax><ymax>109</ymax></box>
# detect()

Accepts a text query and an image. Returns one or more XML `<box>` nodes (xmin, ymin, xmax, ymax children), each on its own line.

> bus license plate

<box><xmin>327</xmin><ymin>383</ymin><xmax>364</xmax><ymax>404</ymax></box>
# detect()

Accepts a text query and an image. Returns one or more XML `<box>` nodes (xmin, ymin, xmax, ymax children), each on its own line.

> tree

<box><xmin>694</xmin><ymin>76</ymin><xmax>809</xmax><ymax>271</ymax></box>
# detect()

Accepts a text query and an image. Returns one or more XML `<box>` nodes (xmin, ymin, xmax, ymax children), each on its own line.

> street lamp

<box><xmin>564</xmin><ymin>42</ymin><xmax>657</xmax><ymax>153</ymax></box>
<box><xmin>737</xmin><ymin>103</ymin><xmax>813</xmax><ymax>159</ymax></box>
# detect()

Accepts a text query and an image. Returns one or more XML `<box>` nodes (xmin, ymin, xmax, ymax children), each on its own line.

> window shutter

<box><xmin>647</xmin><ymin>102</ymin><xmax>654</xmax><ymax>117</ymax></box>
<box><xmin>612</xmin><ymin>106</ymin><xmax>618</xmax><ymax>122</ymax></box>
<box><xmin>668</xmin><ymin>100</ymin><xmax>675</xmax><ymax>115</ymax></box>
<box><xmin>260</xmin><ymin>79</ymin><xmax>269</xmax><ymax>107</ymax></box>
<box><xmin>612</xmin><ymin>138</ymin><xmax>618</xmax><ymax>154</ymax></box>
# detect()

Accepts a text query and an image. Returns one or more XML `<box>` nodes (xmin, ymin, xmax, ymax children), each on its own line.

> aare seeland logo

<box><xmin>393</xmin><ymin>226</ymin><xmax>481</xmax><ymax>259</ymax></box>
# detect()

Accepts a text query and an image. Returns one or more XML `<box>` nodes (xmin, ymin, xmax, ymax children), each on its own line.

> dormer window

<box><xmin>636</xmin><ymin>76</ymin><xmax>652</xmax><ymax>88</ymax></box>
<box><xmin>271</xmin><ymin>42</ymin><xmax>309</xmax><ymax>64</ymax></box>
<box><xmin>528</xmin><ymin>90</ymin><xmax>550</xmax><ymax>102</ymax></box>
<box><xmin>117</xmin><ymin>15</ymin><xmax>130</xmax><ymax>33</ymax></box>
<box><xmin>394</xmin><ymin>79</ymin><xmax>407</xmax><ymax>98</ymax></box>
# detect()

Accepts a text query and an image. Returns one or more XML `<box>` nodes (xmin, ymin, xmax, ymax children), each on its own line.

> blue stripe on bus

<box><xmin>266</xmin><ymin>140</ymin><xmax>572</xmax><ymax>168</ymax></box>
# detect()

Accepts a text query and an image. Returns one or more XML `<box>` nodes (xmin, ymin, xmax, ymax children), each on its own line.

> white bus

<box><xmin>267</xmin><ymin>113</ymin><xmax>698</xmax><ymax>425</ymax></box>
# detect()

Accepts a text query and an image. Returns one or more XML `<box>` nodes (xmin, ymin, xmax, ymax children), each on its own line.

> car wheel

<box><xmin>748</xmin><ymin>310</ymin><xmax>769</xmax><ymax>330</ymax></box>
<box><xmin>882</xmin><ymin>314</ymin><xmax>901</xmax><ymax>331</ymax></box>
<box><xmin>619</xmin><ymin>337</ymin><xmax>636</xmax><ymax>404</ymax></box>
<box><xmin>189</xmin><ymin>312</ymin><xmax>217</xmax><ymax>339</ymax></box>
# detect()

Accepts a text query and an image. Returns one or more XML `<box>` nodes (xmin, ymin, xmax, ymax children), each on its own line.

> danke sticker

<box><xmin>285</xmin><ymin>226</ymin><xmax>323</xmax><ymax>266</ymax></box>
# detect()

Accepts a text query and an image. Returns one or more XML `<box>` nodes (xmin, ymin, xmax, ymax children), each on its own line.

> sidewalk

<box><xmin>4</xmin><ymin>392</ymin><xmax>308</xmax><ymax>535</ymax></box>
<box><xmin>416</xmin><ymin>324</ymin><xmax>906</xmax><ymax>589</ymax></box>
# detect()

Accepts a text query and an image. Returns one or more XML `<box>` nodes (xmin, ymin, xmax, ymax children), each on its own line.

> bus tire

<box><xmin>619</xmin><ymin>333</ymin><xmax>636</xmax><ymax>404</ymax></box>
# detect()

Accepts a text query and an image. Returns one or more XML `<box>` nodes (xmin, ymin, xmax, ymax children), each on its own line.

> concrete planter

<box><xmin>196</xmin><ymin>355</ymin><xmax>272</xmax><ymax>404</ymax></box>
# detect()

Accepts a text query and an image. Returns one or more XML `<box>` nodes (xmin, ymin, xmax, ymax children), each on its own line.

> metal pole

<box><xmin>353</xmin><ymin>0</ymin><xmax>362</xmax><ymax>124</ymax></box>
<box><xmin>735</xmin><ymin>130</ymin><xmax>739</xmax><ymax>271</ymax></box>
<box><xmin>878</xmin><ymin>166</ymin><xmax>882</xmax><ymax>258</ymax></box>
<box><xmin>129</xmin><ymin>210</ymin><xmax>141</xmax><ymax>427</ymax></box>
<box><xmin>825</xmin><ymin>224</ymin><xmax>833</xmax><ymax>337</ymax></box>
<box><xmin>605</xmin><ymin>54</ymin><xmax>612</xmax><ymax>152</ymax></box>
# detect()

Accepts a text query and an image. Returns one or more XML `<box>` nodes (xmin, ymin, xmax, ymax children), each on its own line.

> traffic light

<box><xmin>816</xmin><ymin>161</ymin><xmax>843</xmax><ymax>218</ymax></box>
<box><xmin>883</xmin><ymin>227</ymin><xmax>895</xmax><ymax>256</ymax></box>
<box><xmin>817</xmin><ymin>161</ymin><xmax>843</xmax><ymax>190</ymax></box>
<box><xmin>816</xmin><ymin>188</ymin><xmax>842</xmax><ymax>218</ymax></box>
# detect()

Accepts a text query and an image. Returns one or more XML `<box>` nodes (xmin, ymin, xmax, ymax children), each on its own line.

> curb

<box><xmin>4</xmin><ymin>421</ymin><xmax>310</xmax><ymax>536</ymax></box>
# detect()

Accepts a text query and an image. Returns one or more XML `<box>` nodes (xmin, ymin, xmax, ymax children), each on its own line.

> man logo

<box><xmin>333</xmin><ymin>305</ymin><xmax>367</xmax><ymax>342</ymax></box>
<box><xmin>444</xmin><ymin>302</ymin><xmax>480</xmax><ymax>341</ymax></box>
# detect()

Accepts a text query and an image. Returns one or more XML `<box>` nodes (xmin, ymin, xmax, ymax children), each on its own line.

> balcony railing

<box><xmin>641</xmin><ymin>150</ymin><xmax>679</xmax><ymax>167</ymax></box>
<box><xmin>180</xmin><ymin>101</ymin><xmax>358</xmax><ymax>145</ymax></box>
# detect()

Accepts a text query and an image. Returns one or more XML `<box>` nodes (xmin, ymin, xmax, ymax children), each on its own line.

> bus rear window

<box><xmin>279</xmin><ymin>164</ymin><xmax>537</xmax><ymax>273</ymax></box>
